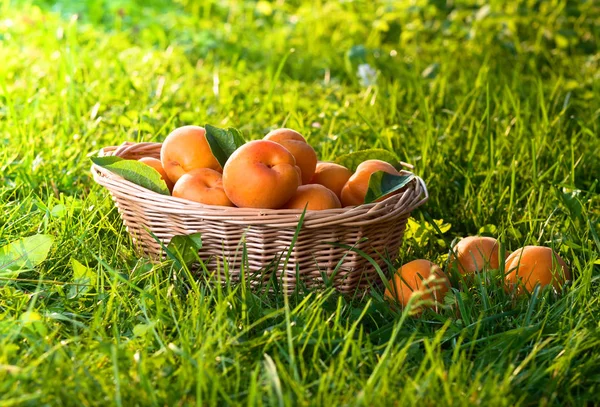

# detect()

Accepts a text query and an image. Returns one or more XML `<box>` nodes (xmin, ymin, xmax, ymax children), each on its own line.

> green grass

<box><xmin>1</xmin><ymin>0</ymin><xmax>599</xmax><ymax>405</ymax></box>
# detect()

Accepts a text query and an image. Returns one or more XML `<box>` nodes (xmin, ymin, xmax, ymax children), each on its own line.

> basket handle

<box><xmin>395</xmin><ymin>175</ymin><xmax>427</xmax><ymax>212</ymax></box>
<box><xmin>366</xmin><ymin>172</ymin><xmax>426</xmax><ymax>214</ymax></box>
<box><xmin>98</xmin><ymin>145</ymin><xmax>120</xmax><ymax>157</ymax></box>
<box><xmin>117</xmin><ymin>142</ymin><xmax>161</xmax><ymax>158</ymax></box>
<box><xmin>413</xmin><ymin>176</ymin><xmax>428</xmax><ymax>207</ymax></box>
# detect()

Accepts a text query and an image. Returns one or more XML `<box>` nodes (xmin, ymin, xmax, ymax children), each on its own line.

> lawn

<box><xmin>1</xmin><ymin>0</ymin><xmax>599</xmax><ymax>405</ymax></box>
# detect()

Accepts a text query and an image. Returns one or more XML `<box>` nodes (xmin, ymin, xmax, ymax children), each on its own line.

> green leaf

<box><xmin>205</xmin><ymin>124</ymin><xmax>246</xmax><ymax>168</ymax></box>
<box><xmin>433</xmin><ymin>219</ymin><xmax>452</xmax><ymax>234</ymax></box>
<box><xmin>478</xmin><ymin>224</ymin><xmax>498</xmax><ymax>236</ymax></box>
<box><xmin>364</xmin><ymin>171</ymin><xmax>415</xmax><ymax>204</ymax></box>
<box><xmin>167</xmin><ymin>233</ymin><xmax>203</xmax><ymax>267</ymax></box>
<box><xmin>334</xmin><ymin>149</ymin><xmax>400</xmax><ymax>172</ymax></box>
<box><xmin>228</xmin><ymin>127</ymin><xmax>246</xmax><ymax>146</ymax></box>
<box><xmin>51</xmin><ymin>204</ymin><xmax>67</xmax><ymax>218</ymax></box>
<box><xmin>20</xmin><ymin>311</ymin><xmax>48</xmax><ymax>336</ymax></box>
<box><xmin>68</xmin><ymin>258</ymin><xmax>97</xmax><ymax>299</ymax></box>
<box><xmin>0</xmin><ymin>234</ymin><xmax>54</xmax><ymax>282</ymax></box>
<box><xmin>133</xmin><ymin>322</ymin><xmax>155</xmax><ymax>337</ymax></box>
<box><xmin>91</xmin><ymin>156</ymin><xmax>170</xmax><ymax>195</ymax></box>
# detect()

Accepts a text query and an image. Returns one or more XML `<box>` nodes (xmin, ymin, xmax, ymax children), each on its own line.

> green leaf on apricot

<box><xmin>334</xmin><ymin>149</ymin><xmax>400</xmax><ymax>172</ymax></box>
<box><xmin>205</xmin><ymin>124</ymin><xmax>246</xmax><ymax>168</ymax></box>
<box><xmin>364</xmin><ymin>171</ymin><xmax>415</xmax><ymax>204</ymax></box>
<box><xmin>91</xmin><ymin>156</ymin><xmax>170</xmax><ymax>195</ymax></box>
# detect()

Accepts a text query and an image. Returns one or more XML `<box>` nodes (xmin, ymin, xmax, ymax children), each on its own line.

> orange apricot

<box><xmin>505</xmin><ymin>246</ymin><xmax>571</xmax><ymax>294</ymax></box>
<box><xmin>309</xmin><ymin>162</ymin><xmax>352</xmax><ymax>200</ymax></box>
<box><xmin>222</xmin><ymin>140</ymin><xmax>300</xmax><ymax>209</ymax></box>
<box><xmin>138</xmin><ymin>157</ymin><xmax>174</xmax><ymax>192</ymax></box>
<box><xmin>384</xmin><ymin>259</ymin><xmax>450</xmax><ymax>312</ymax></box>
<box><xmin>341</xmin><ymin>160</ymin><xmax>399</xmax><ymax>207</ymax></box>
<box><xmin>264</xmin><ymin>128</ymin><xmax>317</xmax><ymax>184</ymax></box>
<box><xmin>283</xmin><ymin>184</ymin><xmax>341</xmax><ymax>210</ymax></box>
<box><xmin>172</xmin><ymin>168</ymin><xmax>234</xmax><ymax>207</ymax></box>
<box><xmin>449</xmin><ymin>236</ymin><xmax>505</xmax><ymax>275</ymax></box>
<box><xmin>160</xmin><ymin>125</ymin><xmax>222</xmax><ymax>184</ymax></box>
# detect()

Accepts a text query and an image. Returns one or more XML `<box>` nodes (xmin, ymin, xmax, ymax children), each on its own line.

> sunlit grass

<box><xmin>0</xmin><ymin>0</ymin><xmax>599</xmax><ymax>405</ymax></box>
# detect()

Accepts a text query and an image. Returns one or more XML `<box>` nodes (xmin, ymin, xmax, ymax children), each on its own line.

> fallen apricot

<box><xmin>222</xmin><ymin>140</ymin><xmax>300</xmax><ymax>209</ymax></box>
<box><xmin>264</xmin><ymin>128</ymin><xmax>317</xmax><ymax>184</ymax></box>
<box><xmin>310</xmin><ymin>162</ymin><xmax>352</xmax><ymax>201</ymax></box>
<box><xmin>505</xmin><ymin>246</ymin><xmax>570</xmax><ymax>294</ymax></box>
<box><xmin>160</xmin><ymin>125</ymin><xmax>221</xmax><ymax>184</ymax></box>
<box><xmin>341</xmin><ymin>160</ymin><xmax>399</xmax><ymax>206</ymax></box>
<box><xmin>449</xmin><ymin>236</ymin><xmax>504</xmax><ymax>275</ymax></box>
<box><xmin>172</xmin><ymin>168</ymin><xmax>234</xmax><ymax>206</ymax></box>
<box><xmin>384</xmin><ymin>259</ymin><xmax>450</xmax><ymax>312</ymax></box>
<box><xmin>283</xmin><ymin>184</ymin><xmax>341</xmax><ymax>210</ymax></box>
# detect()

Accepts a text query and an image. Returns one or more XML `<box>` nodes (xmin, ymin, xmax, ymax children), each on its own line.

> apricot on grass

<box><xmin>384</xmin><ymin>259</ymin><xmax>450</xmax><ymax>312</ymax></box>
<box><xmin>160</xmin><ymin>125</ymin><xmax>221</xmax><ymax>184</ymax></box>
<box><xmin>222</xmin><ymin>140</ymin><xmax>300</xmax><ymax>209</ymax></box>
<box><xmin>172</xmin><ymin>168</ymin><xmax>234</xmax><ymax>207</ymax></box>
<box><xmin>449</xmin><ymin>236</ymin><xmax>504</xmax><ymax>275</ymax></box>
<box><xmin>264</xmin><ymin>128</ymin><xmax>317</xmax><ymax>184</ymax></box>
<box><xmin>340</xmin><ymin>160</ymin><xmax>400</xmax><ymax>207</ymax></box>
<box><xmin>505</xmin><ymin>246</ymin><xmax>571</xmax><ymax>294</ymax></box>
<box><xmin>310</xmin><ymin>162</ymin><xmax>352</xmax><ymax>200</ymax></box>
<box><xmin>283</xmin><ymin>184</ymin><xmax>341</xmax><ymax>210</ymax></box>
<box><xmin>138</xmin><ymin>157</ymin><xmax>174</xmax><ymax>191</ymax></box>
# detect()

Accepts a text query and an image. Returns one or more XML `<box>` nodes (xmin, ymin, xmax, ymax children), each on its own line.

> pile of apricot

<box><xmin>139</xmin><ymin>126</ymin><xmax>572</xmax><ymax>309</ymax></box>
<box><xmin>140</xmin><ymin>125</ymin><xmax>403</xmax><ymax>210</ymax></box>
<box><xmin>384</xmin><ymin>236</ymin><xmax>571</xmax><ymax>313</ymax></box>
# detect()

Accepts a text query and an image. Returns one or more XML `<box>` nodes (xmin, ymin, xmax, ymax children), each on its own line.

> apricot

<box><xmin>160</xmin><ymin>125</ymin><xmax>221</xmax><ymax>184</ymax></box>
<box><xmin>264</xmin><ymin>128</ymin><xmax>317</xmax><ymax>184</ymax></box>
<box><xmin>310</xmin><ymin>162</ymin><xmax>352</xmax><ymax>200</ymax></box>
<box><xmin>138</xmin><ymin>157</ymin><xmax>174</xmax><ymax>191</ymax></box>
<box><xmin>222</xmin><ymin>140</ymin><xmax>300</xmax><ymax>209</ymax></box>
<box><xmin>449</xmin><ymin>236</ymin><xmax>504</xmax><ymax>275</ymax></box>
<box><xmin>172</xmin><ymin>168</ymin><xmax>234</xmax><ymax>207</ymax></box>
<box><xmin>384</xmin><ymin>259</ymin><xmax>450</xmax><ymax>312</ymax></box>
<box><xmin>505</xmin><ymin>246</ymin><xmax>570</xmax><ymax>294</ymax></box>
<box><xmin>283</xmin><ymin>184</ymin><xmax>341</xmax><ymax>210</ymax></box>
<box><xmin>341</xmin><ymin>160</ymin><xmax>399</xmax><ymax>206</ymax></box>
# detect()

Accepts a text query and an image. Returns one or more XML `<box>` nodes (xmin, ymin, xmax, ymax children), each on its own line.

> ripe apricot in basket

<box><xmin>172</xmin><ymin>168</ymin><xmax>234</xmax><ymax>207</ymax></box>
<box><xmin>504</xmin><ymin>246</ymin><xmax>570</xmax><ymax>294</ymax></box>
<box><xmin>310</xmin><ymin>162</ymin><xmax>352</xmax><ymax>201</ymax></box>
<box><xmin>222</xmin><ymin>140</ymin><xmax>301</xmax><ymax>209</ymax></box>
<box><xmin>160</xmin><ymin>125</ymin><xmax>222</xmax><ymax>184</ymax></box>
<box><xmin>264</xmin><ymin>128</ymin><xmax>317</xmax><ymax>185</ymax></box>
<box><xmin>283</xmin><ymin>184</ymin><xmax>341</xmax><ymax>210</ymax></box>
<box><xmin>449</xmin><ymin>236</ymin><xmax>504</xmax><ymax>275</ymax></box>
<box><xmin>384</xmin><ymin>259</ymin><xmax>450</xmax><ymax>313</ymax></box>
<box><xmin>341</xmin><ymin>160</ymin><xmax>400</xmax><ymax>206</ymax></box>
<box><xmin>138</xmin><ymin>157</ymin><xmax>174</xmax><ymax>192</ymax></box>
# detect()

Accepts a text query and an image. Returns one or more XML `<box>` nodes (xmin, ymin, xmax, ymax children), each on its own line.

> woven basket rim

<box><xmin>90</xmin><ymin>141</ymin><xmax>429</xmax><ymax>226</ymax></box>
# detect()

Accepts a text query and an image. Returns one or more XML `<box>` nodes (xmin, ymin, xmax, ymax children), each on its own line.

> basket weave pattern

<box><xmin>92</xmin><ymin>142</ymin><xmax>429</xmax><ymax>294</ymax></box>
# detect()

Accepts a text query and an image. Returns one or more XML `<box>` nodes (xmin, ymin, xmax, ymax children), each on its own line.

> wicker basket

<box><xmin>91</xmin><ymin>142</ymin><xmax>429</xmax><ymax>294</ymax></box>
